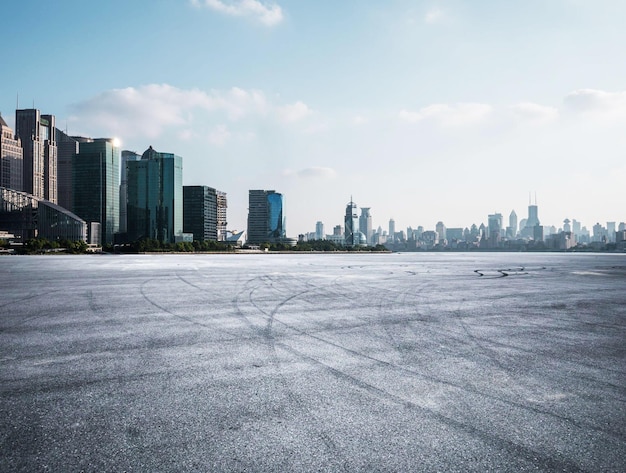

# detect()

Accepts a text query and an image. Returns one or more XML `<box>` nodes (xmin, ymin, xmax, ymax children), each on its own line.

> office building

<box><xmin>127</xmin><ymin>146</ymin><xmax>183</xmax><ymax>243</ymax></box>
<box><xmin>315</xmin><ymin>221</ymin><xmax>324</xmax><ymax>240</ymax></box>
<box><xmin>488</xmin><ymin>213</ymin><xmax>503</xmax><ymax>248</ymax></box>
<box><xmin>344</xmin><ymin>199</ymin><xmax>359</xmax><ymax>246</ymax></box>
<box><xmin>247</xmin><ymin>189</ymin><xmax>285</xmax><ymax>245</ymax></box>
<box><xmin>71</xmin><ymin>138</ymin><xmax>120</xmax><ymax>245</ymax></box>
<box><xmin>359</xmin><ymin>207</ymin><xmax>372</xmax><ymax>245</ymax></box>
<box><xmin>183</xmin><ymin>185</ymin><xmax>218</xmax><ymax>241</ymax></box>
<box><xmin>55</xmin><ymin>129</ymin><xmax>81</xmax><ymax>211</ymax></box>
<box><xmin>119</xmin><ymin>150</ymin><xmax>142</xmax><ymax>234</ymax></box>
<box><xmin>217</xmin><ymin>191</ymin><xmax>227</xmax><ymax>241</ymax></box>
<box><xmin>15</xmin><ymin>109</ymin><xmax>57</xmax><ymax>203</ymax></box>
<box><xmin>0</xmin><ymin>115</ymin><xmax>23</xmax><ymax>191</ymax></box>
<box><xmin>436</xmin><ymin>221</ymin><xmax>447</xmax><ymax>242</ymax></box>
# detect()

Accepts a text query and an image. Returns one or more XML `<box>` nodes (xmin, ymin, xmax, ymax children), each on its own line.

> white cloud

<box><xmin>510</xmin><ymin>102</ymin><xmax>559</xmax><ymax>123</ymax></box>
<box><xmin>69</xmin><ymin>84</ymin><xmax>297</xmax><ymax>140</ymax></box>
<box><xmin>563</xmin><ymin>89</ymin><xmax>626</xmax><ymax>116</ymax></box>
<box><xmin>399</xmin><ymin>103</ymin><xmax>492</xmax><ymax>127</ymax></box>
<box><xmin>277</xmin><ymin>101</ymin><xmax>311</xmax><ymax>123</ymax></box>
<box><xmin>194</xmin><ymin>0</ymin><xmax>283</xmax><ymax>26</ymax></box>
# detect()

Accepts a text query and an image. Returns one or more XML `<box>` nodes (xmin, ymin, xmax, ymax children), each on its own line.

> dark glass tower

<box><xmin>247</xmin><ymin>189</ymin><xmax>285</xmax><ymax>245</ymax></box>
<box><xmin>183</xmin><ymin>185</ymin><xmax>218</xmax><ymax>241</ymax></box>
<box><xmin>72</xmin><ymin>138</ymin><xmax>120</xmax><ymax>245</ymax></box>
<box><xmin>126</xmin><ymin>146</ymin><xmax>183</xmax><ymax>243</ymax></box>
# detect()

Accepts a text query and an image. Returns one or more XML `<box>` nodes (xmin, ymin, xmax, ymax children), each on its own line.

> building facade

<box><xmin>183</xmin><ymin>185</ymin><xmax>218</xmax><ymax>241</ymax></box>
<box><xmin>119</xmin><ymin>150</ymin><xmax>142</xmax><ymax>235</ymax></box>
<box><xmin>216</xmin><ymin>190</ymin><xmax>227</xmax><ymax>241</ymax></box>
<box><xmin>344</xmin><ymin>199</ymin><xmax>359</xmax><ymax>246</ymax></box>
<box><xmin>0</xmin><ymin>186</ymin><xmax>86</xmax><ymax>241</ymax></box>
<box><xmin>127</xmin><ymin>146</ymin><xmax>183</xmax><ymax>243</ymax></box>
<box><xmin>247</xmin><ymin>189</ymin><xmax>286</xmax><ymax>245</ymax></box>
<box><xmin>0</xmin><ymin>115</ymin><xmax>23</xmax><ymax>191</ymax></box>
<box><xmin>72</xmin><ymin>138</ymin><xmax>120</xmax><ymax>245</ymax></box>
<box><xmin>15</xmin><ymin>109</ymin><xmax>57</xmax><ymax>203</ymax></box>
<box><xmin>359</xmin><ymin>207</ymin><xmax>372</xmax><ymax>245</ymax></box>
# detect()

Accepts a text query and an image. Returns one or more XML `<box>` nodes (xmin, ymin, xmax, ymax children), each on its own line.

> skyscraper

<box><xmin>127</xmin><ymin>146</ymin><xmax>183</xmax><ymax>244</ymax></box>
<box><xmin>359</xmin><ymin>207</ymin><xmax>372</xmax><ymax>245</ymax></box>
<box><xmin>72</xmin><ymin>138</ymin><xmax>120</xmax><ymax>245</ymax></box>
<box><xmin>0</xmin><ymin>115</ymin><xmax>23</xmax><ymax>191</ymax></box>
<box><xmin>508</xmin><ymin>210</ymin><xmax>518</xmax><ymax>238</ymax></box>
<box><xmin>389</xmin><ymin>218</ymin><xmax>396</xmax><ymax>242</ymax></box>
<box><xmin>488</xmin><ymin>213</ymin><xmax>503</xmax><ymax>248</ymax></box>
<box><xmin>119</xmin><ymin>150</ymin><xmax>141</xmax><ymax>234</ymax></box>
<box><xmin>15</xmin><ymin>109</ymin><xmax>57</xmax><ymax>203</ymax></box>
<box><xmin>436</xmin><ymin>221</ymin><xmax>447</xmax><ymax>242</ymax></box>
<box><xmin>315</xmin><ymin>221</ymin><xmax>324</xmax><ymax>240</ymax></box>
<box><xmin>183</xmin><ymin>185</ymin><xmax>218</xmax><ymax>241</ymax></box>
<box><xmin>344</xmin><ymin>199</ymin><xmax>359</xmax><ymax>246</ymax></box>
<box><xmin>217</xmin><ymin>191</ymin><xmax>227</xmax><ymax>241</ymax></box>
<box><xmin>247</xmin><ymin>190</ymin><xmax>285</xmax><ymax>245</ymax></box>
<box><xmin>55</xmin><ymin>129</ymin><xmax>80</xmax><ymax>211</ymax></box>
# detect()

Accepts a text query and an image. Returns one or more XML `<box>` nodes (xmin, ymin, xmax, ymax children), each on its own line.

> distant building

<box><xmin>344</xmin><ymin>199</ymin><xmax>360</xmax><ymax>246</ymax></box>
<box><xmin>216</xmin><ymin>191</ymin><xmax>227</xmax><ymax>241</ymax></box>
<box><xmin>247</xmin><ymin>189</ymin><xmax>286</xmax><ymax>245</ymax></box>
<box><xmin>388</xmin><ymin>219</ymin><xmax>396</xmax><ymax>243</ymax></box>
<box><xmin>488</xmin><ymin>213</ymin><xmax>503</xmax><ymax>248</ymax></box>
<box><xmin>183</xmin><ymin>185</ymin><xmax>218</xmax><ymax>241</ymax></box>
<box><xmin>315</xmin><ymin>221</ymin><xmax>324</xmax><ymax>240</ymax></box>
<box><xmin>506</xmin><ymin>210</ymin><xmax>517</xmax><ymax>239</ymax></box>
<box><xmin>72</xmin><ymin>138</ymin><xmax>120</xmax><ymax>245</ymax></box>
<box><xmin>359</xmin><ymin>207</ymin><xmax>372</xmax><ymax>244</ymax></box>
<box><xmin>436</xmin><ymin>221</ymin><xmax>447</xmax><ymax>242</ymax></box>
<box><xmin>15</xmin><ymin>109</ymin><xmax>57</xmax><ymax>203</ymax></box>
<box><xmin>127</xmin><ymin>146</ymin><xmax>183</xmax><ymax>244</ymax></box>
<box><xmin>0</xmin><ymin>115</ymin><xmax>23</xmax><ymax>191</ymax></box>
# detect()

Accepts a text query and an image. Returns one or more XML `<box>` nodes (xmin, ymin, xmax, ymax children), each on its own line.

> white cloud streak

<box><xmin>69</xmin><ymin>84</ymin><xmax>308</xmax><ymax>139</ymax></box>
<box><xmin>193</xmin><ymin>0</ymin><xmax>283</xmax><ymax>26</ymax></box>
<box><xmin>399</xmin><ymin>103</ymin><xmax>492</xmax><ymax>127</ymax></box>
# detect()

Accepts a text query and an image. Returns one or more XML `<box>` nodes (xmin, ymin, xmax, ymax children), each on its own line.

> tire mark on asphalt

<box><xmin>278</xmin><ymin>341</ymin><xmax>587</xmax><ymax>473</ymax></box>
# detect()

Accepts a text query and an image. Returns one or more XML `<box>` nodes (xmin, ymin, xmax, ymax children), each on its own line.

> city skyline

<box><xmin>2</xmin><ymin>1</ymin><xmax>624</xmax><ymax>235</ymax></box>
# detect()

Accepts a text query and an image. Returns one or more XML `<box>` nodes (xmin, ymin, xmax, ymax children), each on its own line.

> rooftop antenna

<box><xmin>528</xmin><ymin>192</ymin><xmax>531</xmax><ymax>205</ymax></box>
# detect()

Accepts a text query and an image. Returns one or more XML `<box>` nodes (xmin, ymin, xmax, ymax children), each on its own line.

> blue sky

<box><xmin>2</xmin><ymin>0</ymin><xmax>625</xmax><ymax>236</ymax></box>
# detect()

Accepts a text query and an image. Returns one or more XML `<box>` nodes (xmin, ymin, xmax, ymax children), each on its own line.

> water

<box><xmin>1</xmin><ymin>253</ymin><xmax>625</xmax><ymax>471</ymax></box>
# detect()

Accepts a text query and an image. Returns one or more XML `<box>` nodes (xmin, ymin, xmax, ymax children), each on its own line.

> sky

<box><xmin>2</xmin><ymin>0</ymin><xmax>625</xmax><ymax>236</ymax></box>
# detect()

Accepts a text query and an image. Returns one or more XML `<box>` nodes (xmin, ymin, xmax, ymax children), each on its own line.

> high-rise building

<box><xmin>344</xmin><ymin>199</ymin><xmax>359</xmax><ymax>246</ymax></box>
<box><xmin>389</xmin><ymin>219</ymin><xmax>396</xmax><ymax>242</ymax></box>
<box><xmin>55</xmin><ymin>129</ymin><xmax>80</xmax><ymax>211</ymax></box>
<box><xmin>15</xmin><ymin>109</ymin><xmax>57</xmax><ymax>203</ymax></box>
<box><xmin>183</xmin><ymin>185</ymin><xmax>218</xmax><ymax>241</ymax></box>
<box><xmin>436</xmin><ymin>221</ymin><xmax>447</xmax><ymax>242</ymax></box>
<box><xmin>127</xmin><ymin>146</ymin><xmax>183</xmax><ymax>243</ymax></box>
<box><xmin>247</xmin><ymin>190</ymin><xmax>285</xmax><ymax>245</ymax></box>
<box><xmin>315</xmin><ymin>221</ymin><xmax>324</xmax><ymax>240</ymax></box>
<box><xmin>507</xmin><ymin>210</ymin><xmax>518</xmax><ymax>238</ymax></box>
<box><xmin>119</xmin><ymin>150</ymin><xmax>141</xmax><ymax>234</ymax></box>
<box><xmin>216</xmin><ymin>191</ymin><xmax>227</xmax><ymax>241</ymax></box>
<box><xmin>488</xmin><ymin>213</ymin><xmax>503</xmax><ymax>247</ymax></box>
<box><xmin>359</xmin><ymin>207</ymin><xmax>372</xmax><ymax>244</ymax></box>
<box><xmin>72</xmin><ymin>138</ymin><xmax>120</xmax><ymax>245</ymax></box>
<box><xmin>0</xmin><ymin>115</ymin><xmax>23</xmax><ymax>191</ymax></box>
<box><xmin>527</xmin><ymin>204</ymin><xmax>540</xmax><ymax>228</ymax></box>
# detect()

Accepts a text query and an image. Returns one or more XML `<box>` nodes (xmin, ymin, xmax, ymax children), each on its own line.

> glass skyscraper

<box><xmin>72</xmin><ymin>138</ymin><xmax>120</xmax><ymax>245</ymax></box>
<box><xmin>126</xmin><ymin>146</ymin><xmax>183</xmax><ymax>244</ymax></box>
<box><xmin>247</xmin><ymin>189</ymin><xmax>285</xmax><ymax>245</ymax></box>
<box><xmin>183</xmin><ymin>185</ymin><xmax>218</xmax><ymax>242</ymax></box>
